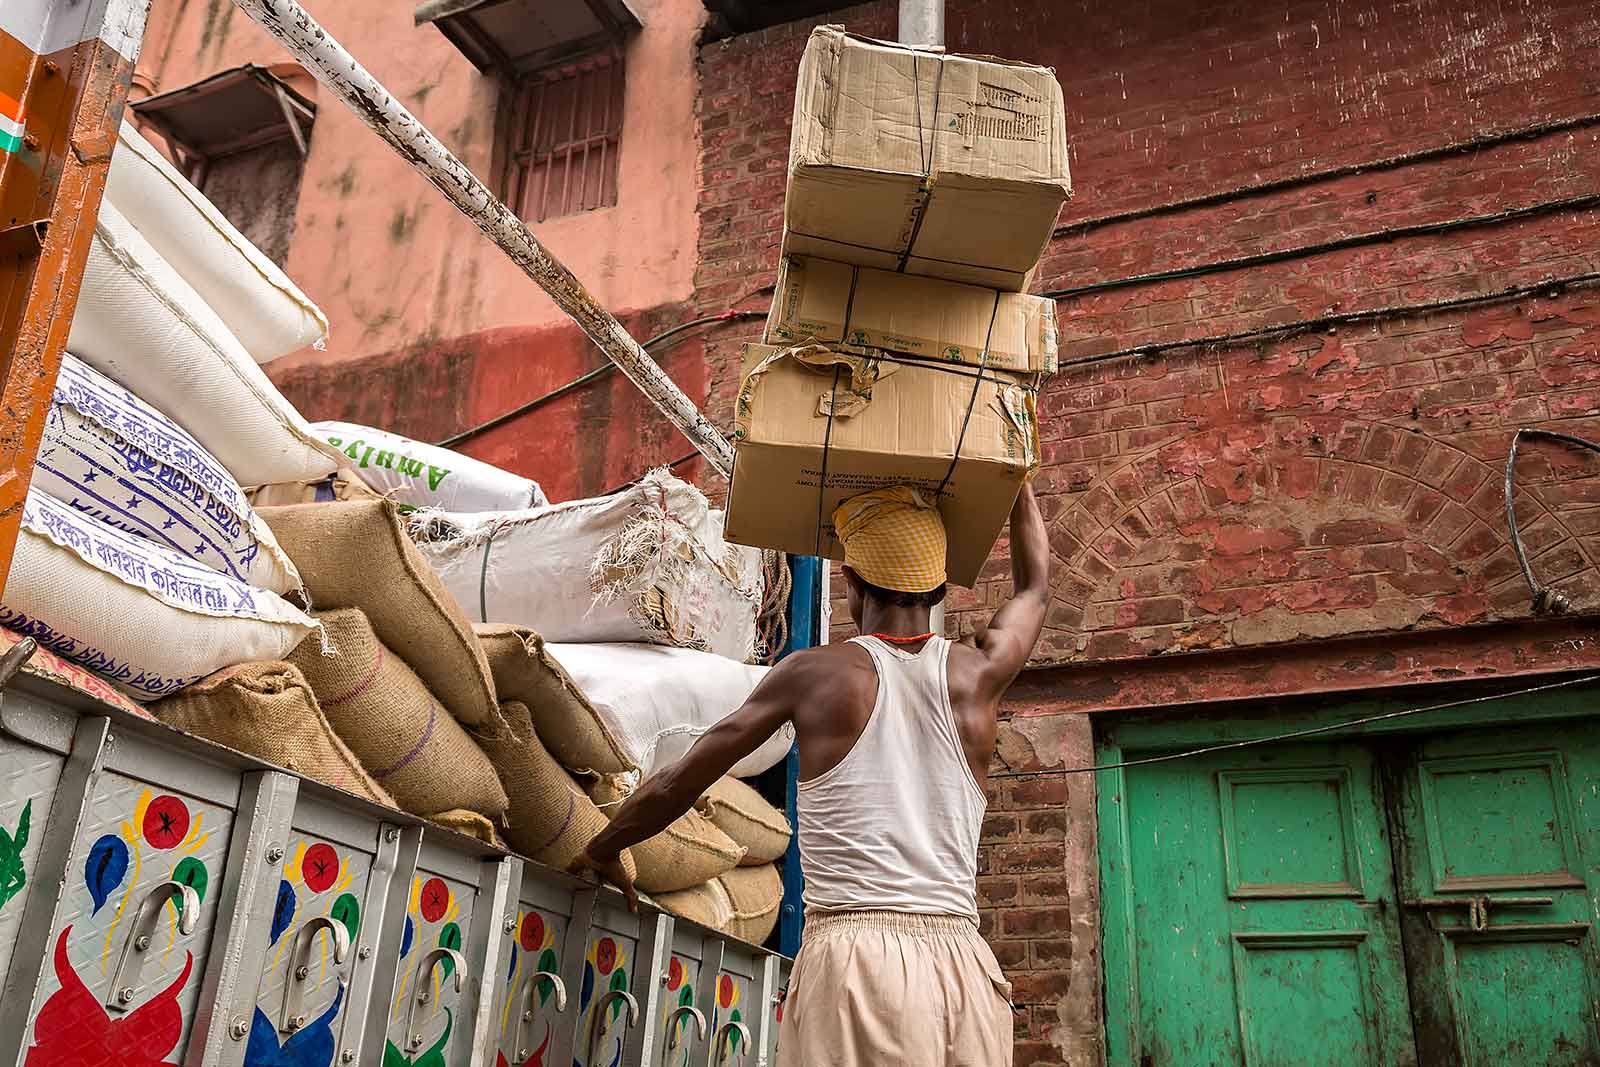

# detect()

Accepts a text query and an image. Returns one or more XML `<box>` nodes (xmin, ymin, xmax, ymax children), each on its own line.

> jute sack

<box><xmin>106</xmin><ymin>121</ymin><xmax>329</xmax><ymax>363</ymax></box>
<box><xmin>34</xmin><ymin>353</ymin><xmax>301</xmax><ymax>594</ymax></box>
<box><xmin>654</xmin><ymin>865</ymin><xmax>782</xmax><ymax>944</ymax></box>
<box><xmin>0</xmin><ymin>489</ymin><xmax>317</xmax><ymax>700</ymax></box>
<box><xmin>474</xmin><ymin>624</ymin><xmax>633</xmax><ymax>776</ymax></box>
<box><xmin>153</xmin><ymin>661</ymin><xmax>394</xmax><ymax>806</ymax></box>
<box><xmin>287</xmin><ymin>608</ymin><xmax>507</xmax><ymax>820</ymax></box>
<box><xmin>412</xmin><ymin>470</ymin><xmax>761</xmax><ymax>660</ymax></box>
<box><xmin>590</xmin><ymin>773</ymin><xmax>744</xmax><ymax>893</ymax></box>
<box><xmin>67</xmin><ymin>199</ymin><xmax>341</xmax><ymax>486</ymax></box>
<box><xmin>313</xmin><ymin>422</ymin><xmax>549</xmax><ymax>513</ymax></box>
<box><xmin>698</xmin><ymin>777</ymin><xmax>791</xmax><ymax>865</ymax></box>
<box><xmin>476</xmin><ymin>701</ymin><xmax>638</xmax><ymax>879</ymax></box>
<box><xmin>427</xmin><ymin>810</ymin><xmax>502</xmax><ymax>847</ymax></box>
<box><xmin>545</xmin><ymin>643</ymin><xmax>791</xmax><ymax>778</ymax></box>
<box><xmin>260</xmin><ymin>499</ymin><xmax>497</xmax><ymax>726</ymax></box>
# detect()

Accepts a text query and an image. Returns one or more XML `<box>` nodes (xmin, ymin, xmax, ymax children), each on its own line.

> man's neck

<box><xmin>858</xmin><ymin>603</ymin><xmax>933</xmax><ymax>639</ymax></box>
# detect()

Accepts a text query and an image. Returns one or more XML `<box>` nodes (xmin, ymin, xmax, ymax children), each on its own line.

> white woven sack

<box><xmin>0</xmin><ymin>490</ymin><xmax>318</xmax><ymax>701</ymax></box>
<box><xmin>413</xmin><ymin>471</ymin><xmax>761</xmax><ymax>660</ymax></box>
<box><xmin>33</xmin><ymin>353</ymin><xmax>301</xmax><ymax>594</ymax></box>
<box><xmin>544</xmin><ymin>643</ymin><xmax>792</xmax><ymax>778</ymax></box>
<box><xmin>106</xmin><ymin>121</ymin><xmax>328</xmax><ymax>363</ymax></box>
<box><xmin>312</xmin><ymin>421</ymin><xmax>549</xmax><ymax>512</ymax></box>
<box><xmin>67</xmin><ymin>199</ymin><xmax>342</xmax><ymax>487</ymax></box>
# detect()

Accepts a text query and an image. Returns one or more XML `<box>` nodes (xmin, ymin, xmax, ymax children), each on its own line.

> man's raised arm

<box><xmin>972</xmin><ymin>482</ymin><xmax>1050</xmax><ymax>695</ymax></box>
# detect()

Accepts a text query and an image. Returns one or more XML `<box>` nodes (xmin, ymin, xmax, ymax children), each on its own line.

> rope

<box><xmin>755</xmin><ymin>550</ymin><xmax>792</xmax><ymax>664</ymax></box>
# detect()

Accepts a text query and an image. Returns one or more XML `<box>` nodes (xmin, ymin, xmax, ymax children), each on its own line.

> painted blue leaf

<box><xmin>270</xmin><ymin>879</ymin><xmax>297</xmax><ymax>946</ymax></box>
<box><xmin>400</xmin><ymin>914</ymin><xmax>414</xmax><ymax>960</ymax></box>
<box><xmin>85</xmin><ymin>834</ymin><xmax>128</xmax><ymax>915</ymax></box>
<box><xmin>244</xmin><ymin>982</ymin><xmax>346</xmax><ymax>1067</ymax></box>
<box><xmin>579</xmin><ymin>961</ymin><xmax>595</xmax><ymax>1014</ymax></box>
<box><xmin>507</xmin><ymin>945</ymin><xmax>518</xmax><ymax>985</ymax></box>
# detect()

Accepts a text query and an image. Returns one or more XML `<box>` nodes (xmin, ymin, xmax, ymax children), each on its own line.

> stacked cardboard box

<box><xmin>724</xmin><ymin>27</ymin><xmax>1070</xmax><ymax>586</ymax></box>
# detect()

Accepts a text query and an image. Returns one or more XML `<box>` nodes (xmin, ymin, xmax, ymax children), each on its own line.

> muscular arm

<box><xmin>585</xmin><ymin>648</ymin><xmax>823</xmax><ymax>863</ymax></box>
<box><xmin>971</xmin><ymin>482</ymin><xmax>1049</xmax><ymax>698</ymax></box>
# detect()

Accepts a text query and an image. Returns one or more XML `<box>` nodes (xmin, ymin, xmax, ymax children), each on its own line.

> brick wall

<box><xmin>694</xmin><ymin>2</ymin><xmax>1600</xmax><ymax>1062</ymax></box>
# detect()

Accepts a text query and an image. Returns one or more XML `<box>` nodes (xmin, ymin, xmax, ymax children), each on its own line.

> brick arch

<box><xmin>1036</xmin><ymin>418</ymin><xmax>1598</xmax><ymax>665</ymax></box>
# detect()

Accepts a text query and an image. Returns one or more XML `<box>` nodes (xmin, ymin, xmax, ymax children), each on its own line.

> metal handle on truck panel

<box><xmin>664</xmin><ymin>1003</ymin><xmax>707</xmax><ymax>1058</ymax></box>
<box><xmin>586</xmin><ymin>988</ymin><xmax>640</xmax><ymax>1063</ymax></box>
<box><xmin>714</xmin><ymin>1019</ymin><xmax>752</xmax><ymax>1064</ymax></box>
<box><xmin>280</xmin><ymin>915</ymin><xmax>352</xmax><ymax>1033</ymax></box>
<box><xmin>403</xmin><ymin>947</ymin><xmax>467</xmax><ymax>1051</ymax></box>
<box><xmin>513</xmin><ymin>971</ymin><xmax>568</xmax><ymax>1059</ymax></box>
<box><xmin>105</xmin><ymin>880</ymin><xmax>201</xmax><ymax>1012</ymax></box>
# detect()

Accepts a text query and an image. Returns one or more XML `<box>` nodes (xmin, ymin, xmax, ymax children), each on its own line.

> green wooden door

<box><xmin>1388</xmin><ymin>720</ymin><xmax>1600</xmax><ymax>1065</ymax></box>
<box><xmin>1115</xmin><ymin>741</ymin><xmax>1418</xmax><ymax>1066</ymax></box>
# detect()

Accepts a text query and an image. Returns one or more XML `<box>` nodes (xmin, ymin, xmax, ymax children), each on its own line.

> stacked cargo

<box><xmin>412</xmin><ymin>469</ymin><xmax>791</xmax><ymax>942</ymax></box>
<box><xmin>0</xmin><ymin>121</ymin><xmax>340</xmax><ymax>700</ymax></box>
<box><xmin>8</xmin><ymin>124</ymin><xmax>795</xmax><ymax>946</ymax></box>
<box><xmin>725</xmin><ymin>26</ymin><xmax>1070</xmax><ymax>584</ymax></box>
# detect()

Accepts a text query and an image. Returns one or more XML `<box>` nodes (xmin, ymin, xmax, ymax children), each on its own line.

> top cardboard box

<box><xmin>784</xmin><ymin>26</ymin><xmax>1072</xmax><ymax>292</ymax></box>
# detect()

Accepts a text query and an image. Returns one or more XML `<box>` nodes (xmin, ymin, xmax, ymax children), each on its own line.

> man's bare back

<box><xmin>571</xmin><ymin>483</ymin><xmax>1049</xmax><ymax>903</ymax></box>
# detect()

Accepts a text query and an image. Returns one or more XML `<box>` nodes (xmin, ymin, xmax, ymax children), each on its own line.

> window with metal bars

<box><xmin>500</xmin><ymin>51</ymin><xmax>625</xmax><ymax>223</ymax></box>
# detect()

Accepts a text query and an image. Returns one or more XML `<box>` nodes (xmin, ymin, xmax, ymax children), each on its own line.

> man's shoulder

<box><xmin>771</xmin><ymin>642</ymin><xmax>875</xmax><ymax>698</ymax></box>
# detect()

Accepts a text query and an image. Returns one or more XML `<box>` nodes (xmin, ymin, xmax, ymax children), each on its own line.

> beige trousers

<box><xmin>777</xmin><ymin>911</ymin><xmax>1014</xmax><ymax>1066</ymax></box>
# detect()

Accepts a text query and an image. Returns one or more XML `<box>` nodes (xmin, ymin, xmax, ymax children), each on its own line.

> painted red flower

<box><xmin>519</xmin><ymin>911</ymin><xmax>544</xmax><ymax>953</ymax></box>
<box><xmin>26</xmin><ymin>926</ymin><xmax>193</xmax><ymax>1067</ymax></box>
<box><xmin>141</xmin><ymin>796</ymin><xmax>189</xmax><ymax>850</ymax></box>
<box><xmin>419</xmin><ymin>877</ymin><xmax>450</xmax><ymax>923</ymax></box>
<box><xmin>302</xmin><ymin>843</ymin><xmax>339</xmax><ymax>893</ymax></box>
<box><xmin>666</xmin><ymin>956</ymin><xmax>684</xmax><ymax>991</ymax></box>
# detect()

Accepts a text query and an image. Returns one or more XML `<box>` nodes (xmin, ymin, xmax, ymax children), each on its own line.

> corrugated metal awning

<box><xmin>130</xmin><ymin>65</ymin><xmax>315</xmax><ymax>160</ymax></box>
<box><xmin>414</xmin><ymin>0</ymin><xmax>641</xmax><ymax>76</ymax></box>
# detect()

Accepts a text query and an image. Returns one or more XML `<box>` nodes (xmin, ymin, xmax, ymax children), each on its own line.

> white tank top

<box><xmin>795</xmin><ymin>635</ymin><xmax>986</xmax><ymax>922</ymax></box>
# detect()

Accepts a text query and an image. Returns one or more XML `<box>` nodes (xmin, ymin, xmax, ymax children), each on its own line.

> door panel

<box><xmin>1123</xmin><ymin>742</ymin><xmax>1417</xmax><ymax>1066</ymax></box>
<box><xmin>1391</xmin><ymin>722</ymin><xmax>1600</xmax><ymax>1066</ymax></box>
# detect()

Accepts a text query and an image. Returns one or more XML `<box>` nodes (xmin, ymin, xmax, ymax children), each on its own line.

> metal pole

<box><xmin>898</xmin><ymin>0</ymin><xmax>944</xmax><ymax>47</ymax></box>
<box><xmin>229</xmin><ymin>0</ymin><xmax>736</xmax><ymax>479</ymax></box>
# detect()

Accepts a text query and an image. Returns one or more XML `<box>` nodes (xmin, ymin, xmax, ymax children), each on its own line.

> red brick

<box><xmin>1000</xmin><ymin>907</ymin><xmax>1073</xmax><ymax>937</ymax></box>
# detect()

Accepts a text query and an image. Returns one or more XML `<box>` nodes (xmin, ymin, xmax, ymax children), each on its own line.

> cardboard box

<box><xmin>784</xmin><ymin>26</ymin><xmax>1072</xmax><ymax>292</ymax></box>
<box><xmin>724</xmin><ymin>342</ymin><xmax>1039</xmax><ymax>587</ymax></box>
<box><xmin>765</xmin><ymin>255</ymin><xmax>1058</xmax><ymax>376</ymax></box>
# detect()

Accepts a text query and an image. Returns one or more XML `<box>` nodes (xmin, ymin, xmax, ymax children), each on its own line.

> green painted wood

<box><xmin>1389</xmin><ymin>720</ymin><xmax>1600</xmax><ymax>1065</ymax></box>
<box><xmin>1100</xmin><ymin>678</ymin><xmax>1600</xmax><ymax>753</ymax></box>
<box><xmin>1099</xmin><ymin>686</ymin><xmax>1600</xmax><ymax>1066</ymax></box>
<box><xmin>1113</xmin><ymin>741</ymin><xmax>1417</xmax><ymax>1066</ymax></box>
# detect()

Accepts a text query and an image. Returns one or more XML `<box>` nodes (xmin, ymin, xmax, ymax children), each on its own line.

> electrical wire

<box><xmin>989</xmin><ymin>672</ymin><xmax>1600</xmax><ymax>778</ymax></box>
<box><xmin>1043</xmin><ymin>193</ymin><xmax>1600</xmax><ymax>301</ymax></box>
<box><xmin>435</xmin><ymin>308</ymin><xmax>767</xmax><ymax>448</ymax></box>
<box><xmin>1054</xmin><ymin>268</ymin><xmax>1600</xmax><ymax>372</ymax></box>
<box><xmin>1505</xmin><ymin>428</ymin><xmax>1600</xmax><ymax>613</ymax></box>
<box><xmin>1053</xmin><ymin>110</ymin><xmax>1600</xmax><ymax>239</ymax></box>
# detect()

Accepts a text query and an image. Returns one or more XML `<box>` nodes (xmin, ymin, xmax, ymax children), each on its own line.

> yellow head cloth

<box><xmin>832</xmin><ymin>486</ymin><xmax>947</xmax><ymax>593</ymax></box>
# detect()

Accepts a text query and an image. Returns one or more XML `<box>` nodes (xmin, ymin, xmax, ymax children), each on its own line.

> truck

<box><xmin>0</xmin><ymin>0</ymin><xmax>802</xmax><ymax>1063</ymax></box>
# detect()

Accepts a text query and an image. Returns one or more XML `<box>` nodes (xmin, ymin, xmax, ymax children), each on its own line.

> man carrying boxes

<box><xmin>575</xmin><ymin>484</ymin><xmax>1049</xmax><ymax>1064</ymax></box>
<box><xmin>571</xmin><ymin>25</ymin><xmax>1068</xmax><ymax>1065</ymax></box>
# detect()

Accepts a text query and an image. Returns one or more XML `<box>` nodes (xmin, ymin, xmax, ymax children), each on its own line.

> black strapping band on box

<box><xmin>900</xmin><ymin>52</ymin><xmax>947</xmax><ymax>275</ymax></box>
<box><xmin>784</xmin><ymin>226</ymin><xmax>1014</xmax><ymax>278</ymax></box>
<box><xmin>813</xmin><ymin>363</ymin><xmax>846</xmax><ymax>558</ymax></box>
<box><xmin>841</xmin><ymin>264</ymin><xmax>861</xmax><ymax>341</ymax></box>
<box><xmin>934</xmin><ymin>291</ymin><xmax>1003</xmax><ymax>502</ymax></box>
